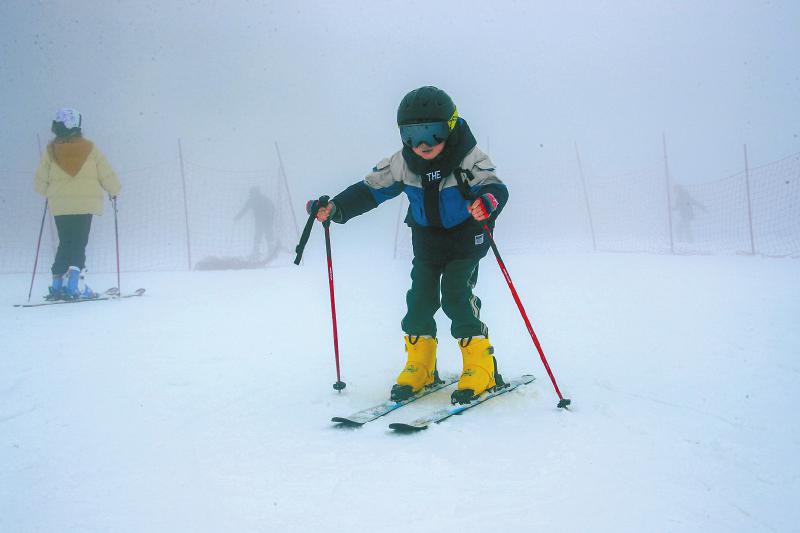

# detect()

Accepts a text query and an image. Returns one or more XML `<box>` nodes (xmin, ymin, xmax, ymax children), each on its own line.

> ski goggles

<box><xmin>399</xmin><ymin>121</ymin><xmax>451</xmax><ymax>148</ymax></box>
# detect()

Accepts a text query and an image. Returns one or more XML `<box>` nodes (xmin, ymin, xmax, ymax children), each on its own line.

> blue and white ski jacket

<box><xmin>332</xmin><ymin>146</ymin><xmax>508</xmax><ymax>230</ymax></box>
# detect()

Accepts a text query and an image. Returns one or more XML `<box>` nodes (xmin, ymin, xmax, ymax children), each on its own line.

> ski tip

<box><xmin>113</xmin><ymin>288</ymin><xmax>146</xmax><ymax>298</ymax></box>
<box><xmin>331</xmin><ymin>417</ymin><xmax>364</xmax><ymax>427</ymax></box>
<box><xmin>388</xmin><ymin>423</ymin><xmax>428</xmax><ymax>433</ymax></box>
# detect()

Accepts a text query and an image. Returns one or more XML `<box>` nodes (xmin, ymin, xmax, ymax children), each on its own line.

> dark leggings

<box><xmin>52</xmin><ymin>214</ymin><xmax>92</xmax><ymax>275</ymax></box>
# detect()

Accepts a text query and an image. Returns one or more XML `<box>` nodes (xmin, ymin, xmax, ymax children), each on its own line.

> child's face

<box><xmin>412</xmin><ymin>141</ymin><xmax>446</xmax><ymax>160</ymax></box>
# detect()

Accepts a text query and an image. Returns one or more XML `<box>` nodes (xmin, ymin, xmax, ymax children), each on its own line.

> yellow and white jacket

<box><xmin>33</xmin><ymin>138</ymin><xmax>121</xmax><ymax>216</ymax></box>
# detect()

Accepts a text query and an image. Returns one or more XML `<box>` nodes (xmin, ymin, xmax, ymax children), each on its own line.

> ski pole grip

<box><xmin>295</xmin><ymin>196</ymin><xmax>331</xmax><ymax>265</ymax></box>
<box><xmin>305</xmin><ymin>195</ymin><xmax>330</xmax><ymax>215</ymax></box>
<box><xmin>454</xmin><ymin>168</ymin><xmax>477</xmax><ymax>201</ymax></box>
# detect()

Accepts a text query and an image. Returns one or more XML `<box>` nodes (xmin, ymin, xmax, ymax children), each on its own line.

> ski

<box><xmin>332</xmin><ymin>373</ymin><xmax>459</xmax><ymax>427</ymax></box>
<box><xmin>389</xmin><ymin>374</ymin><xmax>536</xmax><ymax>432</ymax></box>
<box><xmin>14</xmin><ymin>288</ymin><xmax>146</xmax><ymax>308</ymax></box>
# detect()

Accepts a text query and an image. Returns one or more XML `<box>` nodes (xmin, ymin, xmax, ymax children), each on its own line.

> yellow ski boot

<box><xmin>451</xmin><ymin>337</ymin><xmax>505</xmax><ymax>404</ymax></box>
<box><xmin>390</xmin><ymin>335</ymin><xmax>441</xmax><ymax>401</ymax></box>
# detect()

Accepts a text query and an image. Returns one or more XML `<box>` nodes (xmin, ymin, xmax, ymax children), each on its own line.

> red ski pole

<box><xmin>456</xmin><ymin>169</ymin><xmax>570</xmax><ymax>408</ymax></box>
<box><xmin>112</xmin><ymin>196</ymin><xmax>121</xmax><ymax>294</ymax></box>
<box><xmin>323</xmin><ymin>220</ymin><xmax>346</xmax><ymax>391</ymax></box>
<box><xmin>481</xmin><ymin>222</ymin><xmax>570</xmax><ymax>408</ymax></box>
<box><xmin>300</xmin><ymin>196</ymin><xmax>346</xmax><ymax>392</ymax></box>
<box><xmin>27</xmin><ymin>199</ymin><xmax>49</xmax><ymax>303</ymax></box>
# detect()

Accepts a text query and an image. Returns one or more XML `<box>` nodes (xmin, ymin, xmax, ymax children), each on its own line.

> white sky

<box><xmin>1</xmin><ymin>0</ymin><xmax>798</xmax><ymax>199</ymax></box>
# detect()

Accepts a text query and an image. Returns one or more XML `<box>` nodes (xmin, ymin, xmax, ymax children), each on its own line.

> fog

<box><xmin>2</xmin><ymin>5</ymin><xmax>799</xmax><ymax>529</ymax></box>
<box><xmin>1</xmin><ymin>1</ymin><xmax>798</xmax><ymax>267</ymax></box>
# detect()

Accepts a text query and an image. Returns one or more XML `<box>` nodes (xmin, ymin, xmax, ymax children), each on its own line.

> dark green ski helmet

<box><xmin>397</xmin><ymin>86</ymin><xmax>459</xmax><ymax>147</ymax></box>
<box><xmin>396</xmin><ymin>86</ymin><xmax>457</xmax><ymax>126</ymax></box>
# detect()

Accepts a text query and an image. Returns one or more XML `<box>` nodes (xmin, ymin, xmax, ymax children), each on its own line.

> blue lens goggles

<box><xmin>399</xmin><ymin>121</ymin><xmax>450</xmax><ymax>148</ymax></box>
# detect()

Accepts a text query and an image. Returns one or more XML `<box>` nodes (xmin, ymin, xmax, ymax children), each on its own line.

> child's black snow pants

<box><xmin>401</xmin><ymin>256</ymin><xmax>488</xmax><ymax>339</ymax></box>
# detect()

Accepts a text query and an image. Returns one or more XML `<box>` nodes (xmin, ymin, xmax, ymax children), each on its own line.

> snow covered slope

<box><xmin>1</xmin><ymin>252</ymin><xmax>798</xmax><ymax>532</ymax></box>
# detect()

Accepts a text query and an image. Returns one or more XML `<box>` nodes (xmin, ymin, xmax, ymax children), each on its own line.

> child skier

<box><xmin>311</xmin><ymin>86</ymin><xmax>509</xmax><ymax>404</ymax></box>
<box><xmin>34</xmin><ymin>108</ymin><xmax>121</xmax><ymax>299</ymax></box>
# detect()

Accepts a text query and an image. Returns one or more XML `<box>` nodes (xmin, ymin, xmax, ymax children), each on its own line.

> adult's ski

<box><xmin>389</xmin><ymin>374</ymin><xmax>536</xmax><ymax>432</ymax></box>
<box><xmin>14</xmin><ymin>288</ymin><xmax>146</xmax><ymax>308</ymax></box>
<box><xmin>331</xmin><ymin>373</ymin><xmax>459</xmax><ymax>427</ymax></box>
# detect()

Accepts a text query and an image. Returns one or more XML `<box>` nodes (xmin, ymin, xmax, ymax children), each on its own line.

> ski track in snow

<box><xmin>0</xmin><ymin>251</ymin><xmax>798</xmax><ymax>533</ymax></box>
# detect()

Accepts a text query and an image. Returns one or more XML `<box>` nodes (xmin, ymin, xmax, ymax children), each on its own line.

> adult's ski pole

<box><xmin>27</xmin><ymin>200</ymin><xmax>49</xmax><ymax>303</ymax></box>
<box><xmin>112</xmin><ymin>196</ymin><xmax>121</xmax><ymax>294</ymax></box>
<box><xmin>296</xmin><ymin>196</ymin><xmax>346</xmax><ymax>392</ymax></box>
<box><xmin>455</xmin><ymin>169</ymin><xmax>571</xmax><ymax>409</ymax></box>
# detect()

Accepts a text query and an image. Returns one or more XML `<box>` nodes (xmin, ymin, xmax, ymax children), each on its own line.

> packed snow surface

<box><xmin>1</xmin><ymin>251</ymin><xmax>798</xmax><ymax>532</ymax></box>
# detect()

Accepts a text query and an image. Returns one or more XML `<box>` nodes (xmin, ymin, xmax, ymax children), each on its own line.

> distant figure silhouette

<box><xmin>234</xmin><ymin>186</ymin><xmax>277</xmax><ymax>261</ymax></box>
<box><xmin>672</xmin><ymin>184</ymin><xmax>707</xmax><ymax>243</ymax></box>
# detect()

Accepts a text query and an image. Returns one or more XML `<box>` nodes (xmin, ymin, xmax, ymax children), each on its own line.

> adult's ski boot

<box><xmin>78</xmin><ymin>269</ymin><xmax>98</xmax><ymax>299</ymax></box>
<box><xmin>46</xmin><ymin>274</ymin><xmax>65</xmax><ymax>300</ymax></box>
<box><xmin>63</xmin><ymin>266</ymin><xmax>98</xmax><ymax>299</ymax></box>
<box><xmin>63</xmin><ymin>266</ymin><xmax>82</xmax><ymax>299</ymax></box>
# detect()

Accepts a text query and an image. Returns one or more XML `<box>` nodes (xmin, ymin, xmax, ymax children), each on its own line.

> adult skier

<box><xmin>311</xmin><ymin>86</ymin><xmax>509</xmax><ymax>404</ymax></box>
<box><xmin>234</xmin><ymin>186</ymin><xmax>277</xmax><ymax>261</ymax></box>
<box><xmin>672</xmin><ymin>184</ymin><xmax>708</xmax><ymax>243</ymax></box>
<box><xmin>34</xmin><ymin>108</ymin><xmax>121</xmax><ymax>299</ymax></box>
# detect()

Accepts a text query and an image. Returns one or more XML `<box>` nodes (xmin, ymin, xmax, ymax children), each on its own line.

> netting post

<box><xmin>662</xmin><ymin>133</ymin><xmax>675</xmax><ymax>254</ymax></box>
<box><xmin>574</xmin><ymin>142</ymin><xmax>597</xmax><ymax>252</ymax></box>
<box><xmin>743</xmin><ymin>144</ymin><xmax>756</xmax><ymax>255</ymax></box>
<box><xmin>178</xmin><ymin>138</ymin><xmax>193</xmax><ymax>270</ymax></box>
